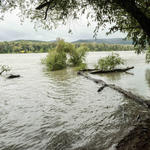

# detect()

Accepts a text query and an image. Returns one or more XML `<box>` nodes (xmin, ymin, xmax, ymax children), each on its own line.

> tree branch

<box><xmin>44</xmin><ymin>2</ymin><xmax>50</xmax><ymax>20</ymax></box>
<box><xmin>36</xmin><ymin>1</ymin><xmax>50</xmax><ymax>10</ymax></box>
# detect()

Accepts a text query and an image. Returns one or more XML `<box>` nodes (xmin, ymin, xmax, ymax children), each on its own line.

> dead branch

<box><xmin>77</xmin><ymin>71</ymin><xmax>106</xmax><ymax>85</ymax></box>
<box><xmin>0</xmin><ymin>70</ymin><xmax>5</xmax><ymax>75</ymax></box>
<box><xmin>7</xmin><ymin>74</ymin><xmax>20</xmax><ymax>79</ymax></box>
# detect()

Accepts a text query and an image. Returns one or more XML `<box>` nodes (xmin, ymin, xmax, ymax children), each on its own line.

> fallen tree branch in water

<box><xmin>7</xmin><ymin>74</ymin><xmax>20</xmax><ymax>79</ymax></box>
<box><xmin>0</xmin><ymin>65</ymin><xmax>11</xmax><ymax>75</ymax></box>
<box><xmin>77</xmin><ymin>70</ymin><xmax>150</xmax><ymax>108</ymax></box>
<box><xmin>77</xmin><ymin>71</ymin><xmax>106</xmax><ymax>85</ymax></box>
<box><xmin>79</xmin><ymin>69</ymin><xmax>99</xmax><ymax>72</ymax></box>
<box><xmin>0</xmin><ymin>70</ymin><xmax>5</xmax><ymax>75</ymax></box>
<box><xmin>90</xmin><ymin>66</ymin><xmax>134</xmax><ymax>74</ymax></box>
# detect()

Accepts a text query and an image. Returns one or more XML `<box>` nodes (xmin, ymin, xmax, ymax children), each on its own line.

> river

<box><xmin>0</xmin><ymin>51</ymin><xmax>150</xmax><ymax>150</ymax></box>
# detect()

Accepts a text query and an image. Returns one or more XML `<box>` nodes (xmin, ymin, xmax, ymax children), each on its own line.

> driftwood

<box><xmin>7</xmin><ymin>74</ymin><xmax>20</xmax><ymax>79</ymax></box>
<box><xmin>79</xmin><ymin>69</ymin><xmax>99</xmax><ymax>72</ymax></box>
<box><xmin>77</xmin><ymin>71</ymin><xmax>106</xmax><ymax>85</ymax></box>
<box><xmin>90</xmin><ymin>66</ymin><xmax>134</xmax><ymax>74</ymax></box>
<box><xmin>77</xmin><ymin>70</ymin><xmax>150</xmax><ymax>108</ymax></box>
<box><xmin>109</xmin><ymin>85</ymin><xmax>150</xmax><ymax>108</ymax></box>
<box><xmin>0</xmin><ymin>70</ymin><xmax>4</xmax><ymax>75</ymax></box>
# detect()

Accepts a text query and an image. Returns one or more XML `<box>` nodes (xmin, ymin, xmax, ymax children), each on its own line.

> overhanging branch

<box><xmin>36</xmin><ymin>1</ymin><xmax>50</xmax><ymax>10</ymax></box>
<box><xmin>44</xmin><ymin>2</ymin><xmax>50</xmax><ymax>20</ymax></box>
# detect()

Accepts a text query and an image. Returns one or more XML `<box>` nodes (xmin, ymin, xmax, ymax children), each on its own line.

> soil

<box><xmin>116</xmin><ymin>118</ymin><xmax>150</xmax><ymax>150</ymax></box>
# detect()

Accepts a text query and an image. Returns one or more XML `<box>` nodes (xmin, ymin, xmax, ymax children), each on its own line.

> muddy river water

<box><xmin>0</xmin><ymin>51</ymin><xmax>150</xmax><ymax>150</ymax></box>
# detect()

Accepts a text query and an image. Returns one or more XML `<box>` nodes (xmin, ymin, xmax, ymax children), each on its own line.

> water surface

<box><xmin>0</xmin><ymin>51</ymin><xmax>150</xmax><ymax>150</ymax></box>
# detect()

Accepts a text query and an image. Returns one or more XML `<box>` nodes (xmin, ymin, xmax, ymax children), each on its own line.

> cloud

<box><xmin>0</xmin><ymin>10</ymin><xmax>126</xmax><ymax>42</ymax></box>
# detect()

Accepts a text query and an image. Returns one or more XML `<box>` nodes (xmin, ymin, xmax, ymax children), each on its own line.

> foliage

<box><xmin>146</xmin><ymin>48</ymin><xmax>150</xmax><ymax>63</ymax></box>
<box><xmin>42</xmin><ymin>38</ymin><xmax>69</xmax><ymax>71</ymax></box>
<box><xmin>43</xmin><ymin>51</ymin><xmax>67</xmax><ymax>71</ymax></box>
<box><xmin>0</xmin><ymin>40</ymin><xmax>57</xmax><ymax>53</ymax></box>
<box><xmin>0</xmin><ymin>40</ymin><xmax>136</xmax><ymax>54</ymax></box>
<box><xmin>41</xmin><ymin>38</ymin><xmax>88</xmax><ymax>71</ymax></box>
<box><xmin>75</xmin><ymin>63</ymin><xmax>87</xmax><ymax>71</ymax></box>
<box><xmin>94</xmin><ymin>52</ymin><xmax>125</xmax><ymax>71</ymax></box>
<box><xmin>1</xmin><ymin>0</ymin><xmax>150</xmax><ymax>53</ymax></box>
<box><xmin>0</xmin><ymin>65</ymin><xmax>11</xmax><ymax>75</ymax></box>
<box><xmin>68</xmin><ymin>46</ymin><xmax>89</xmax><ymax>66</ymax></box>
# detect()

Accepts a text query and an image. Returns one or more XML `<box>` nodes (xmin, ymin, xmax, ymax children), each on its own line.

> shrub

<box><xmin>0</xmin><ymin>65</ymin><xmax>11</xmax><ymax>75</ymax></box>
<box><xmin>76</xmin><ymin>63</ymin><xmax>87</xmax><ymax>71</ymax></box>
<box><xmin>68</xmin><ymin>46</ymin><xmax>89</xmax><ymax>66</ymax></box>
<box><xmin>146</xmin><ymin>48</ymin><xmax>150</xmax><ymax>63</ymax></box>
<box><xmin>43</xmin><ymin>51</ymin><xmax>67</xmax><ymax>71</ymax></box>
<box><xmin>41</xmin><ymin>38</ymin><xmax>88</xmax><ymax>71</ymax></box>
<box><xmin>94</xmin><ymin>52</ymin><xmax>125</xmax><ymax>70</ymax></box>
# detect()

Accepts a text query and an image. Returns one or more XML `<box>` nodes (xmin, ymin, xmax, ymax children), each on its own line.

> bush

<box><xmin>68</xmin><ymin>46</ymin><xmax>89</xmax><ymax>66</ymax></box>
<box><xmin>41</xmin><ymin>38</ymin><xmax>88</xmax><ymax>71</ymax></box>
<box><xmin>146</xmin><ymin>48</ymin><xmax>150</xmax><ymax>63</ymax></box>
<box><xmin>44</xmin><ymin>51</ymin><xmax>67</xmax><ymax>71</ymax></box>
<box><xmin>94</xmin><ymin>52</ymin><xmax>125</xmax><ymax>70</ymax></box>
<box><xmin>0</xmin><ymin>65</ymin><xmax>11</xmax><ymax>75</ymax></box>
<box><xmin>76</xmin><ymin>63</ymin><xmax>87</xmax><ymax>71</ymax></box>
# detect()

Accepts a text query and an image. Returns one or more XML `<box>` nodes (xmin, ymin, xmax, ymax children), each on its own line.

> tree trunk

<box><xmin>122</xmin><ymin>1</ymin><xmax>150</xmax><ymax>38</ymax></box>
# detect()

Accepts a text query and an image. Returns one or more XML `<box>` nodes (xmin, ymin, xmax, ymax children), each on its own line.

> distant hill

<box><xmin>72</xmin><ymin>38</ymin><xmax>133</xmax><ymax>45</ymax></box>
<box><xmin>12</xmin><ymin>40</ymin><xmax>55</xmax><ymax>43</ymax></box>
<box><xmin>12</xmin><ymin>38</ymin><xmax>133</xmax><ymax>45</ymax></box>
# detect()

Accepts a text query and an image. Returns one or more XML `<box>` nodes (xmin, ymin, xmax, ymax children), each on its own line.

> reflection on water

<box><xmin>97</xmin><ymin>72</ymin><xmax>128</xmax><ymax>81</ymax></box>
<box><xmin>0</xmin><ymin>52</ymin><xmax>150</xmax><ymax>150</ymax></box>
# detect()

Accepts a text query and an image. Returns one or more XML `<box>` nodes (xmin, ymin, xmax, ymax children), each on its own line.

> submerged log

<box><xmin>77</xmin><ymin>71</ymin><xmax>106</xmax><ymax>85</ymax></box>
<box><xmin>109</xmin><ymin>85</ymin><xmax>150</xmax><ymax>108</ymax></box>
<box><xmin>77</xmin><ymin>71</ymin><xmax>150</xmax><ymax>108</ymax></box>
<box><xmin>0</xmin><ymin>70</ymin><xmax>4</xmax><ymax>75</ymax></box>
<box><xmin>7</xmin><ymin>74</ymin><xmax>20</xmax><ymax>79</ymax></box>
<box><xmin>90</xmin><ymin>66</ymin><xmax>134</xmax><ymax>74</ymax></box>
<box><xmin>79</xmin><ymin>69</ymin><xmax>98</xmax><ymax>72</ymax></box>
<box><xmin>97</xmin><ymin>84</ymin><xmax>108</xmax><ymax>92</ymax></box>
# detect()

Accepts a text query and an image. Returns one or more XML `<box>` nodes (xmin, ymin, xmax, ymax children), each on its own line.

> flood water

<box><xmin>0</xmin><ymin>51</ymin><xmax>150</xmax><ymax>150</ymax></box>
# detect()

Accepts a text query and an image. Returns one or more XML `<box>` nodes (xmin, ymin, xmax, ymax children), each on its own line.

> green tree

<box><xmin>68</xmin><ymin>46</ymin><xmax>89</xmax><ymax>66</ymax></box>
<box><xmin>42</xmin><ymin>38</ymin><xmax>88</xmax><ymax>71</ymax></box>
<box><xmin>13</xmin><ymin>46</ymin><xmax>22</xmax><ymax>53</ymax></box>
<box><xmin>43</xmin><ymin>50</ymin><xmax>67</xmax><ymax>71</ymax></box>
<box><xmin>41</xmin><ymin>39</ymin><xmax>69</xmax><ymax>71</ymax></box>
<box><xmin>94</xmin><ymin>52</ymin><xmax>125</xmax><ymax>71</ymax></box>
<box><xmin>146</xmin><ymin>48</ymin><xmax>150</xmax><ymax>63</ymax></box>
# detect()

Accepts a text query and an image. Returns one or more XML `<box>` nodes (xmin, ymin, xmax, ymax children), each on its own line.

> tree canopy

<box><xmin>1</xmin><ymin>0</ymin><xmax>150</xmax><ymax>53</ymax></box>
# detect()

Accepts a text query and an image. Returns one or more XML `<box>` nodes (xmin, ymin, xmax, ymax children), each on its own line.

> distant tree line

<box><xmin>0</xmin><ymin>40</ymin><xmax>149</xmax><ymax>54</ymax></box>
<box><xmin>74</xmin><ymin>42</ymin><xmax>135</xmax><ymax>51</ymax></box>
<box><xmin>0</xmin><ymin>41</ymin><xmax>57</xmax><ymax>53</ymax></box>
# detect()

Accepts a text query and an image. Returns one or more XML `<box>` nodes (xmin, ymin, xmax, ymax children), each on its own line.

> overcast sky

<box><xmin>0</xmin><ymin>10</ymin><xmax>126</xmax><ymax>42</ymax></box>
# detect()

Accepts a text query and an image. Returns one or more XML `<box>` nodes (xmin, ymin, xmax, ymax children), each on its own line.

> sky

<box><xmin>0</xmin><ymin>10</ymin><xmax>126</xmax><ymax>43</ymax></box>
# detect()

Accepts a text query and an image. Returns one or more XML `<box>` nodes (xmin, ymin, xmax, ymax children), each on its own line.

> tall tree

<box><xmin>1</xmin><ymin>0</ymin><xmax>150</xmax><ymax>53</ymax></box>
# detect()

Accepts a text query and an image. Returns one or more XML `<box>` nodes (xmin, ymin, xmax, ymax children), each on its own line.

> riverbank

<box><xmin>116</xmin><ymin>118</ymin><xmax>150</xmax><ymax>150</ymax></box>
